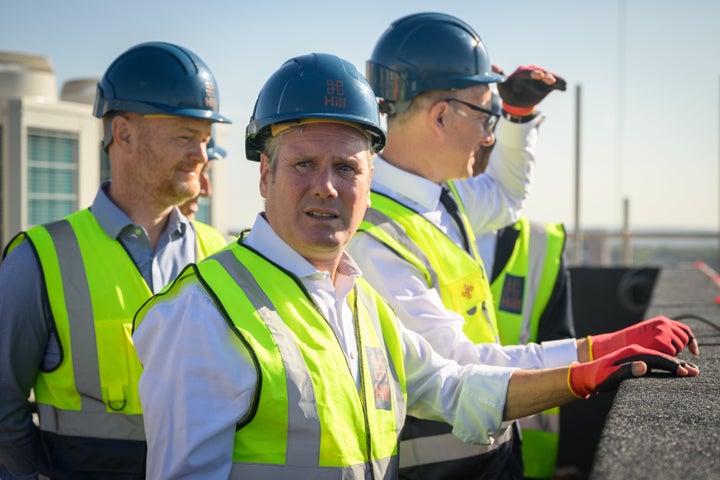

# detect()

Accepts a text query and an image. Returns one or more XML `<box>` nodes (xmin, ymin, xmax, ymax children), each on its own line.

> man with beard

<box><xmin>0</xmin><ymin>42</ymin><xmax>231</xmax><ymax>479</ymax></box>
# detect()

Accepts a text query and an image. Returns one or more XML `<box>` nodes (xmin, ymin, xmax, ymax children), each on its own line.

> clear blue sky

<box><xmin>3</xmin><ymin>0</ymin><xmax>719</xmax><ymax>232</ymax></box>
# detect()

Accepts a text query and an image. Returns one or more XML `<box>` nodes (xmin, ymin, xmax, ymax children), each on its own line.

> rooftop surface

<box><xmin>590</xmin><ymin>263</ymin><xmax>720</xmax><ymax>479</ymax></box>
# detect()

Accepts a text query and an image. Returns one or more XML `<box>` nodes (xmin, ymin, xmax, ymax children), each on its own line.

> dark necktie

<box><xmin>439</xmin><ymin>186</ymin><xmax>471</xmax><ymax>253</ymax></box>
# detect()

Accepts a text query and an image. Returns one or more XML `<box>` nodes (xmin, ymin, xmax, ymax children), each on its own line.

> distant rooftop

<box><xmin>0</xmin><ymin>51</ymin><xmax>53</xmax><ymax>73</ymax></box>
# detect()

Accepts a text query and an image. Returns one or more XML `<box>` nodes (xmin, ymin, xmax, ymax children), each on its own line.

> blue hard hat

<box><xmin>93</xmin><ymin>42</ymin><xmax>231</xmax><ymax>124</ymax></box>
<box><xmin>207</xmin><ymin>135</ymin><xmax>226</xmax><ymax>161</ymax></box>
<box><xmin>245</xmin><ymin>52</ymin><xmax>385</xmax><ymax>161</ymax></box>
<box><xmin>367</xmin><ymin>12</ymin><xmax>505</xmax><ymax>114</ymax></box>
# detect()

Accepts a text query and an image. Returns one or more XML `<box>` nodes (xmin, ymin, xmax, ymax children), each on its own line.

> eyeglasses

<box><xmin>443</xmin><ymin>98</ymin><xmax>499</xmax><ymax>133</ymax></box>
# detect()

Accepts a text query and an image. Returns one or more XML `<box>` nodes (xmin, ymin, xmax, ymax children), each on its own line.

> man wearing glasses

<box><xmin>347</xmin><ymin>12</ymin><xmax>567</xmax><ymax>479</ymax></box>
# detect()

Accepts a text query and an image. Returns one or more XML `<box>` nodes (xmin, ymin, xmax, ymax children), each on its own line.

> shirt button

<box><xmin>350</xmin><ymin>351</ymin><xmax>357</xmax><ymax>359</ymax></box>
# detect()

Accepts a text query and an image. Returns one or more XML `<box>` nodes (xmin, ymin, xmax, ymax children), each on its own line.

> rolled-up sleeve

<box><xmin>458</xmin><ymin>116</ymin><xmax>543</xmax><ymax>235</ymax></box>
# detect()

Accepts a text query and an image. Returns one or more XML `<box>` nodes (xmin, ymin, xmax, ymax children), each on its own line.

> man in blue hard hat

<box><xmin>347</xmin><ymin>12</ymin><xmax>698</xmax><ymax>480</ymax></box>
<box><xmin>0</xmin><ymin>41</ymin><xmax>231</xmax><ymax>479</ymax></box>
<box><xmin>132</xmin><ymin>51</ymin><xmax>697</xmax><ymax>479</ymax></box>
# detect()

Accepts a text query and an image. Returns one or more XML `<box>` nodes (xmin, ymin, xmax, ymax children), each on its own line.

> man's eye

<box><xmin>337</xmin><ymin>164</ymin><xmax>356</xmax><ymax>173</ymax></box>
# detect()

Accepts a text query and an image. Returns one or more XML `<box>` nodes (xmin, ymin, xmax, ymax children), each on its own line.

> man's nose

<box><xmin>479</xmin><ymin>131</ymin><xmax>496</xmax><ymax>147</ymax></box>
<box><xmin>313</xmin><ymin>165</ymin><xmax>339</xmax><ymax>199</ymax></box>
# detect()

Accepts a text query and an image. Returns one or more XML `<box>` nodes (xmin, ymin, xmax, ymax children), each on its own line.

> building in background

<box><xmin>0</xmin><ymin>51</ymin><xmax>229</xmax><ymax>247</ymax></box>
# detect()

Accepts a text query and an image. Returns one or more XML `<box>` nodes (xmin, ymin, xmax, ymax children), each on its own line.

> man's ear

<box><xmin>259</xmin><ymin>154</ymin><xmax>270</xmax><ymax>199</ymax></box>
<box><xmin>112</xmin><ymin>115</ymin><xmax>132</xmax><ymax>148</ymax></box>
<box><xmin>428</xmin><ymin>100</ymin><xmax>449</xmax><ymax>136</ymax></box>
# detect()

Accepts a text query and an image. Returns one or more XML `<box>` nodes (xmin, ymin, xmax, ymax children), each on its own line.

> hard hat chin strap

<box><xmin>102</xmin><ymin>117</ymin><xmax>115</xmax><ymax>152</ymax></box>
<box><xmin>379</xmin><ymin>99</ymin><xmax>411</xmax><ymax>117</ymax></box>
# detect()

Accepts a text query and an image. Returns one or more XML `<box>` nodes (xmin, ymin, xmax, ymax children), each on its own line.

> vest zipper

<box><xmin>481</xmin><ymin>301</ymin><xmax>500</xmax><ymax>344</ymax></box>
<box><xmin>352</xmin><ymin>286</ymin><xmax>375</xmax><ymax>480</ymax></box>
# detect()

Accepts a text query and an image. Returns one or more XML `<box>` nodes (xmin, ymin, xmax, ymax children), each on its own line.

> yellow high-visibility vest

<box><xmin>3</xmin><ymin>209</ymin><xmax>224</xmax><ymax>473</ymax></box>
<box><xmin>359</xmin><ymin>187</ymin><xmax>499</xmax><ymax>344</ymax></box>
<box><xmin>135</xmin><ymin>243</ymin><xmax>408</xmax><ymax>479</ymax></box>
<box><xmin>358</xmin><ymin>187</ymin><xmax>510</xmax><ymax>475</ymax></box>
<box><xmin>192</xmin><ymin>219</ymin><xmax>231</xmax><ymax>255</ymax></box>
<box><xmin>491</xmin><ymin>217</ymin><xmax>567</xmax><ymax>479</ymax></box>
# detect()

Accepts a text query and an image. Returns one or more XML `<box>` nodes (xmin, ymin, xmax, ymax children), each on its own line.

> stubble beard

<box><xmin>138</xmin><ymin>149</ymin><xmax>200</xmax><ymax>210</ymax></box>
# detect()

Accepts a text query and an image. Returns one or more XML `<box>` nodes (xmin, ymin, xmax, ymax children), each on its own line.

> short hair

<box><xmin>387</xmin><ymin>89</ymin><xmax>451</xmax><ymax>129</ymax></box>
<box><xmin>386</xmin><ymin>86</ymin><xmax>490</xmax><ymax>131</ymax></box>
<box><xmin>262</xmin><ymin>124</ymin><xmax>374</xmax><ymax>172</ymax></box>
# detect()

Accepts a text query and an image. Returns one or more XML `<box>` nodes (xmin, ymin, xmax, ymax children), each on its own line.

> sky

<box><xmin>3</xmin><ymin>0</ymin><xmax>719</xmax><ymax>233</ymax></box>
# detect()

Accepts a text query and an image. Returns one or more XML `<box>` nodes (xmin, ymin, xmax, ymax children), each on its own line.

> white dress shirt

<box><xmin>134</xmin><ymin>214</ymin><xmax>517</xmax><ymax>479</ymax></box>
<box><xmin>476</xmin><ymin>230</ymin><xmax>499</xmax><ymax>276</ymax></box>
<box><xmin>347</xmin><ymin>118</ymin><xmax>578</xmax><ymax>369</ymax></box>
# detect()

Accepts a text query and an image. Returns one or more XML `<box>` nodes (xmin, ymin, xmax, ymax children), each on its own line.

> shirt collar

<box><xmin>372</xmin><ymin>155</ymin><xmax>445</xmax><ymax>213</ymax></box>
<box><xmin>244</xmin><ymin>213</ymin><xmax>361</xmax><ymax>281</ymax></box>
<box><xmin>91</xmin><ymin>181</ymin><xmax>189</xmax><ymax>240</ymax></box>
<box><xmin>165</xmin><ymin>207</ymin><xmax>189</xmax><ymax>239</ymax></box>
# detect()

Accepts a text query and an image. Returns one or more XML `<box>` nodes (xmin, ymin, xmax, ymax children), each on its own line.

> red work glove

<box><xmin>497</xmin><ymin>65</ymin><xmax>567</xmax><ymax>116</ymax></box>
<box><xmin>568</xmin><ymin>345</ymin><xmax>698</xmax><ymax>399</ymax></box>
<box><xmin>589</xmin><ymin>316</ymin><xmax>699</xmax><ymax>360</ymax></box>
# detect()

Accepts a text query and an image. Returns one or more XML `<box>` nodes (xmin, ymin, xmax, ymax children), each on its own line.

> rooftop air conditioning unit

<box><xmin>61</xmin><ymin>78</ymin><xmax>100</xmax><ymax>105</ymax></box>
<box><xmin>0</xmin><ymin>51</ymin><xmax>57</xmax><ymax>101</ymax></box>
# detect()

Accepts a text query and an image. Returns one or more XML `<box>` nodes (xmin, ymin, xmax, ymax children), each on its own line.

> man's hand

<box><xmin>568</xmin><ymin>345</ymin><xmax>699</xmax><ymax>399</ymax></box>
<box><xmin>497</xmin><ymin>65</ymin><xmax>567</xmax><ymax>116</ymax></box>
<box><xmin>589</xmin><ymin>316</ymin><xmax>699</xmax><ymax>360</ymax></box>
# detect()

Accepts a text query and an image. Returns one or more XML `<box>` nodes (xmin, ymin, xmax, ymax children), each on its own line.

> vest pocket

<box><xmin>95</xmin><ymin>320</ymin><xmax>143</xmax><ymax>413</ymax></box>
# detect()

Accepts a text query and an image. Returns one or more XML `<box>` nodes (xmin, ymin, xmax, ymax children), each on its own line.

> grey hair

<box><xmin>262</xmin><ymin>124</ymin><xmax>375</xmax><ymax>170</ymax></box>
<box><xmin>262</xmin><ymin>127</ymin><xmax>293</xmax><ymax>170</ymax></box>
<box><xmin>386</xmin><ymin>89</ymin><xmax>452</xmax><ymax>130</ymax></box>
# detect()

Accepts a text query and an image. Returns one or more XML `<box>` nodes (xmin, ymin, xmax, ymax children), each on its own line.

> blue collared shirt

<box><xmin>0</xmin><ymin>181</ymin><xmax>198</xmax><ymax>477</ymax></box>
<box><xmin>91</xmin><ymin>181</ymin><xmax>196</xmax><ymax>291</ymax></box>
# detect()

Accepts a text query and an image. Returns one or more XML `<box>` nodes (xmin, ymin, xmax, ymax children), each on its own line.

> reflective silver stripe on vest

<box><xmin>45</xmin><ymin>221</ymin><xmax>103</xmax><ymax>413</ymax></box>
<box><xmin>517</xmin><ymin>411</ymin><xmax>559</xmax><ymax>434</ymax></box>
<box><xmin>214</xmin><ymin>250</ymin><xmax>320</xmax><ymax>465</ymax></box>
<box><xmin>213</xmin><ymin>250</ymin><xmax>398</xmax><ymax>478</ymax></box>
<box><xmin>363</xmin><ymin>208</ymin><xmax>439</xmax><ymax>289</ymax></box>
<box><xmin>520</xmin><ymin>222</ymin><xmax>549</xmax><ymax>345</ymax></box>
<box><xmin>36</xmin><ymin>403</ymin><xmax>144</xmax><ymax>439</ymax></box>
<box><xmin>230</xmin><ymin>456</ymin><xmax>397</xmax><ymax>480</ymax></box>
<box><xmin>355</xmin><ymin>285</ymin><xmax>407</xmax><ymax>430</ymax></box>
<box><xmin>40</xmin><ymin>221</ymin><xmax>144</xmax><ymax>439</ymax></box>
<box><xmin>398</xmin><ymin>425</ymin><xmax>513</xmax><ymax>469</ymax></box>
